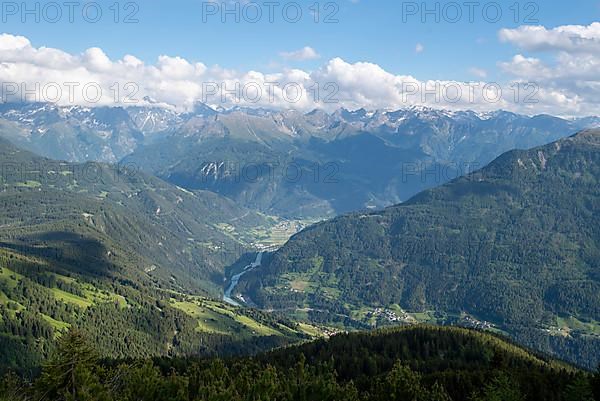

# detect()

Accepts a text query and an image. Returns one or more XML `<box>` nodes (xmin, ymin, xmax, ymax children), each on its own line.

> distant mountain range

<box><xmin>0</xmin><ymin>102</ymin><xmax>218</xmax><ymax>163</ymax></box>
<box><xmin>124</xmin><ymin>106</ymin><xmax>598</xmax><ymax>218</ymax></box>
<box><xmin>0</xmin><ymin>102</ymin><xmax>598</xmax><ymax>219</ymax></box>
<box><xmin>240</xmin><ymin>130</ymin><xmax>600</xmax><ymax>369</ymax></box>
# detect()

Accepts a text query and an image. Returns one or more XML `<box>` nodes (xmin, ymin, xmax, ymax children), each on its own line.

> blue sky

<box><xmin>1</xmin><ymin>0</ymin><xmax>599</xmax><ymax>115</ymax></box>
<box><xmin>3</xmin><ymin>0</ymin><xmax>598</xmax><ymax>80</ymax></box>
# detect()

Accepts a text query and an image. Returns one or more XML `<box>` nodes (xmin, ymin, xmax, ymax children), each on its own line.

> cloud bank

<box><xmin>0</xmin><ymin>26</ymin><xmax>597</xmax><ymax>116</ymax></box>
<box><xmin>498</xmin><ymin>22</ymin><xmax>600</xmax><ymax>116</ymax></box>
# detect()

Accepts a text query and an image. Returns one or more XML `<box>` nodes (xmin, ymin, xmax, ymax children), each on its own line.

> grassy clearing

<box><xmin>50</xmin><ymin>288</ymin><xmax>93</xmax><ymax>308</ymax></box>
<box><xmin>171</xmin><ymin>300</ymin><xmax>234</xmax><ymax>335</ymax></box>
<box><xmin>171</xmin><ymin>298</ymin><xmax>286</xmax><ymax>338</ymax></box>
<box><xmin>40</xmin><ymin>313</ymin><xmax>71</xmax><ymax>334</ymax></box>
<box><xmin>297</xmin><ymin>322</ymin><xmax>326</xmax><ymax>337</ymax></box>
<box><xmin>556</xmin><ymin>316</ymin><xmax>600</xmax><ymax>336</ymax></box>
<box><xmin>16</xmin><ymin>180</ymin><xmax>42</xmax><ymax>188</ymax></box>
<box><xmin>232</xmin><ymin>314</ymin><xmax>281</xmax><ymax>337</ymax></box>
<box><xmin>0</xmin><ymin>289</ymin><xmax>25</xmax><ymax>318</ymax></box>
<box><xmin>247</xmin><ymin>218</ymin><xmax>321</xmax><ymax>248</ymax></box>
<box><xmin>410</xmin><ymin>311</ymin><xmax>439</xmax><ymax>324</ymax></box>
<box><xmin>0</xmin><ymin>267</ymin><xmax>23</xmax><ymax>289</ymax></box>
<box><xmin>51</xmin><ymin>273</ymin><xmax>127</xmax><ymax>308</ymax></box>
<box><xmin>0</xmin><ymin>290</ymin><xmax>9</xmax><ymax>304</ymax></box>
<box><xmin>269</xmin><ymin>268</ymin><xmax>340</xmax><ymax>303</ymax></box>
<box><xmin>81</xmin><ymin>286</ymin><xmax>127</xmax><ymax>308</ymax></box>
<box><xmin>206</xmin><ymin>302</ymin><xmax>283</xmax><ymax>336</ymax></box>
<box><xmin>290</xmin><ymin>280</ymin><xmax>310</xmax><ymax>292</ymax></box>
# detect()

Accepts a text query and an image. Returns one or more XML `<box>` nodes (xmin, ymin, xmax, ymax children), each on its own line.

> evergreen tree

<box><xmin>115</xmin><ymin>362</ymin><xmax>187</xmax><ymax>401</ymax></box>
<box><xmin>470</xmin><ymin>374</ymin><xmax>524</xmax><ymax>401</ymax></box>
<box><xmin>379</xmin><ymin>361</ymin><xmax>427</xmax><ymax>401</ymax></box>
<box><xmin>563</xmin><ymin>375</ymin><xmax>595</xmax><ymax>401</ymax></box>
<box><xmin>592</xmin><ymin>365</ymin><xmax>600</xmax><ymax>401</ymax></box>
<box><xmin>34</xmin><ymin>328</ymin><xmax>108</xmax><ymax>401</ymax></box>
<box><xmin>0</xmin><ymin>371</ymin><xmax>28</xmax><ymax>401</ymax></box>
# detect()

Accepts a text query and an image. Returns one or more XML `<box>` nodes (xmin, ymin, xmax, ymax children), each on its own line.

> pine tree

<box><xmin>0</xmin><ymin>371</ymin><xmax>27</xmax><ymax>401</ymax></box>
<box><xmin>592</xmin><ymin>365</ymin><xmax>600</xmax><ymax>401</ymax></box>
<box><xmin>380</xmin><ymin>361</ymin><xmax>428</xmax><ymax>401</ymax></box>
<box><xmin>34</xmin><ymin>328</ymin><xmax>108</xmax><ymax>401</ymax></box>
<box><xmin>563</xmin><ymin>375</ymin><xmax>594</xmax><ymax>401</ymax></box>
<box><xmin>471</xmin><ymin>374</ymin><xmax>524</xmax><ymax>401</ymax></box>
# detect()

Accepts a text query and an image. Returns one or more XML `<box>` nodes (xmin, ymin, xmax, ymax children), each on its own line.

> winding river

<box><xmin>223</xmin><ymin>252</ymin><xmax>263</xmax><ymax>306</ymax></box>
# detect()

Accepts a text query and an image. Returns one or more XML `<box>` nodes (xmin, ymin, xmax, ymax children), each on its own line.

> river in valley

<box><xmin>223</xmin><ymin>252</ymin><xmax>263</xmax><ymax>306</ymax></box>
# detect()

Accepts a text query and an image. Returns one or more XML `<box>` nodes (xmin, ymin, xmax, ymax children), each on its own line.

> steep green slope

<box><xmin>242</xmin><ymin>130</ymin><xmax>600</xmax><ymax>368</ymax></box>
<box><xmin>0</xmin><ymin>137</ymin><xmax>275</xmax><ymax>294</ymax></box>
<box><xmin>0</xmin><ymin>251</ymin><xmax>314</xmax><ymax>373</ymax></box>
<box><xmin>0</xmin><ymin>138</ymin><xmax>321</xmax><ymax>372</ymax></box>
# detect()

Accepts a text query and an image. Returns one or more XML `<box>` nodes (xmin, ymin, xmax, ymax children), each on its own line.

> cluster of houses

<box><xmin>365</xmin><ymin>308</ymin><xmax>414</xmax><ymax>324</ymax></box>
<box><xmin>460</xmin><ymin>315</ymin><xmax>494</xmax><ymax>330</ymax></box>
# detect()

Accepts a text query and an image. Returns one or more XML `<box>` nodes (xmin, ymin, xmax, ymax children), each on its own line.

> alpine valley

<box><xmin>0</xmin><ymin>134</ymin><xmax>317</xmax><ymax>372</ymax></box>
<box><xmin>0</xmin><ymin>102</ymin><xmax>599</xmax><ymax>399</ymax></box>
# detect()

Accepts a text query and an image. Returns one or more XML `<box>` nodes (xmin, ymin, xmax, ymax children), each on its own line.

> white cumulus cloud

<box><xmin>280</xmin><ymin>46</ymin><xmax>320</xmax><ymax>61</ymax></box>
<box><xmin>0</xmin><ymin>32</ymin><xmax>596</xmax><ymax>116</ymax></box>
<box><xmin>497</xmin><ymin>22</ymin><xmax>600</xmax><ymax>116</ymax></box>
<box><xmin>499</xmin><ymin>22</ymin><xmax>600</xmax><ymax>54</ymax></box>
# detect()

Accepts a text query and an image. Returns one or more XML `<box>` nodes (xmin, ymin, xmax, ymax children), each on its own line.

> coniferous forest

<box><xmin>2</xmin><ymin>326</ymin><xmax>599</xmax><ymax>401</ymax></box>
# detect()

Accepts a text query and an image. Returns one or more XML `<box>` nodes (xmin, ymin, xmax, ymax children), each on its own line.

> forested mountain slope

<box><xmin>0</xmin><ymin>139</ymin><xmax>313</xmax><ymax>372</ymax></box>
<box><xmin>242</xmin><ymin>130</ymin><xmax>600</xmax><ymax>369</ymax></box>
<box><xmin>0</xmin><ymin>137</ymin><xmax>271</xmax><ymax>292</ymax></box>
<box><xmin>4</xmin><ymin>325</ymin><xmax>597</xmax><ymax>401</ymax></box>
